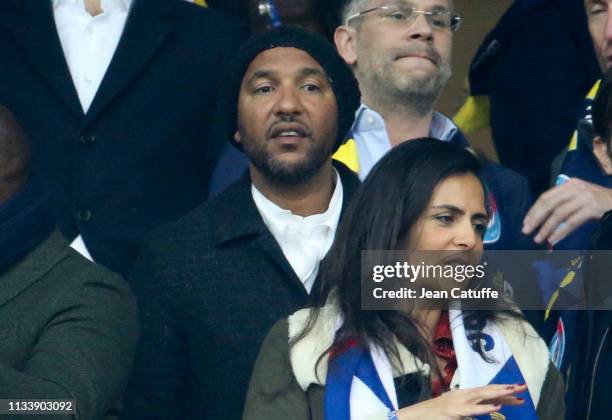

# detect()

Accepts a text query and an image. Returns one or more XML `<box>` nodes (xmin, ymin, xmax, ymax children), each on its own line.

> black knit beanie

<box><xmin>222</xmin><ymin>26</ymin><xmax>361</xmax><ymax>152</ymax></box>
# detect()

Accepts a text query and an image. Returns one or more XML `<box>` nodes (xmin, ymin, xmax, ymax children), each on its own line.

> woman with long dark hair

<box><xmin>243</xmin><ymin>139</ymin><xmax>563</xmax><ymax>420</ymax></box>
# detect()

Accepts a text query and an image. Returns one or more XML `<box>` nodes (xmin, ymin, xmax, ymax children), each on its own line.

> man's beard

<box><xmin>358</xmin><ymin>50</ymin><xmax>452</xmax><ymax>116</ymax></box>
<box><xmin>397</xmin><ymin>64</ymin><xmax>451</xmax><ymax>115</ymax></box>
<box><xmin>241</xmin><ymin>135</ymin><xmax>336</xmax><ymax>186</ymax></box>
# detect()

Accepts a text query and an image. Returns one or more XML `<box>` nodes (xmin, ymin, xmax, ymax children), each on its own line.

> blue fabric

<box><xmin>355</xmin><ymin>352</ymin><xmax>395</xmax><ymax>411</ymax></box>
<box><xmin>532</xmin><ymin>260</ymin><xmax>572</xmax><ymax>311</ymax></box>
<box><xmin>325</xmin><ymin>332</ymin><xmax>539</xmax><ymax>420</ymax></box>
<box><xmin>208</xmin><ymin>144</ymin><xmax>248</xmax><ymax>199</ymax></box>
<box><xmin>474</xmin><ymin>356</ymin><xmax>538</xmax><ymax>420</ymax></box>
<box><xmin>325</xmin><ymin>343</ymin><xmax>395</xmax><ymax>420</ymax></box>
<box><xmin>350</xmin><ymin>106</ymin><xmax>457</xmax><ymax>180</ymax></box>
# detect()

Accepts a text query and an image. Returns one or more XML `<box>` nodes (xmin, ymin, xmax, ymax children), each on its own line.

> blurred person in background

<box><xmin>542</xmin><ymin>68</ymin><xmax>612</xmax><ymax>420</ymax></box>
<box><xmin>0</xmin><ymin>0</ymin><xmax>245</xmax><ymax>276</ymax></box>
<box><xmin>205</xmin><ymin>0</ymin><xmax>330</xmax><ymax>37</ymax></box>
<box><xmin>523</xmin><ymin>0</ymin><xmax>612</xmax><ymax>251</ymax></box>
<box><xmin>0</xmin><ymin>105</ymin><xmax>137</xmax><ymax>419</ymax></box>
<box><xmin>455</xmin><ymin>0</ymin><xmax>600</xmax><ymax>198</ymax></box>
<box><xmin>515</xmin><ymin>7</ymin><xmax>612</xmax><ymax>415</ymax></box>
<box><xmin>248</xmin><ymin>0</ymin><xmax>329</xmax><ymax>35</ymax></box>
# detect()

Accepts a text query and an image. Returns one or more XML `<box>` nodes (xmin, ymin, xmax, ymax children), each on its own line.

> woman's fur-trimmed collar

<box><xmin>287</xmin><ymin>303</ymin><xmax>551</xmax><ymax>406</ymax></box>
<box><xmin>288</xmin><ymin>303</ymin><xmax>428</xmax><ymax>391</ymax></box>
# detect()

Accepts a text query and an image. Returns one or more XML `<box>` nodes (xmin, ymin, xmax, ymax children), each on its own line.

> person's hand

<box><xmin>395</xmin><ymin>384</ymin><xmax>527</xmax><ymax>420</ymax></box>
<box><xmin>522</xmin><ymin>178</ymin><xmax>612</xmax><ymax>246</ymax></box>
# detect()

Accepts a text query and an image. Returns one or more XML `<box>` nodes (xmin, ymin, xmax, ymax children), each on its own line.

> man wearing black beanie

<box><xmin>123</xmin><ymin>27</ymin><xmax>361</xmax><ymax>420</ymax></box>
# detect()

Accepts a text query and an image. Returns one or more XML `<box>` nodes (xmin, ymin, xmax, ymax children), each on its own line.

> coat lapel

<box><xmin>254</xmin><ymin>232</ymin><xmax>308</xmax><ymax>296</ymax></box>
<box><xmin>0</xmin><ymin>232</ymin><xmax>68</xmax><ymax>309</ymax></box>
<box><xmin>213</xmin><ymin>176</ymin><xmax>308</xmax><ymax>297</ymax></box>
<box><xmin>83</xmin><ymin>0</ymin><xmax>177</xmax><ymax>126</ymax></box>
<box><xmin>6</xmin><ymin>0</ymin><xmax>84</xmax><ymax>119</ymax></box>
<box><xmin>213</xmin><ymin>165</ymin><xmax>360</xmax><ymax>299</ymax></box>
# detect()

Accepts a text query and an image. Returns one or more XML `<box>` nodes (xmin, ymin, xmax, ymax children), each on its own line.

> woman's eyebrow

<box><xmin>431</xmin><ymin>205</ymin><xmax>489</xmax><ymax>221</ymax></box>
<box><xmin>472</xmin><ymin>213</ymin><xmax>490</xmax><ymax>222</ymax></box>
<box><xmin>431</xmin><ymin>204</ymin><xmax>463</xmax><ymax>214</ymax></box>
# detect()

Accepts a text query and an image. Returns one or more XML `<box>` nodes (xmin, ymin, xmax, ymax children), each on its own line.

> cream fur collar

<box><xmin>287</xmin><ymin>304</ymin><xmax>551</xmax><ymax>406</ymax></box>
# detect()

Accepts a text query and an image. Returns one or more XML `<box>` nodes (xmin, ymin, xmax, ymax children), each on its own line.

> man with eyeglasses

<box><xmin>332</xmin><ymin>0</ymin><xmax>533</xmax><ymax>251</ymax></box>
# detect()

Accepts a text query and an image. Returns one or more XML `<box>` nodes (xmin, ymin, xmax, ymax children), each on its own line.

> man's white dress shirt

<box><xmin>53</xmin><ymin>0</ymin><xmax>132</xmax><ymax>113</ymax></box>
<box><xmin>53</xmin><ymin>0</ymin><xmax>133</xmax><ymax>260</ymax></box>
<box><xmin>252</xmin><ymin>171</ymin><xmax>343</xmax><ymax>293</ymax></box>
<box><xmin>351</xmin><ymin>104</ymin><xmax>458</xmax><ymax>180</ymax></box>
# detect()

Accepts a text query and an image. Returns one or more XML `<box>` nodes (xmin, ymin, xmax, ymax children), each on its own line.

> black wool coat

<box><xmin>123</xmin><ymin>162</ymin><xmax>360</xmax><ymax>420</ymax></box>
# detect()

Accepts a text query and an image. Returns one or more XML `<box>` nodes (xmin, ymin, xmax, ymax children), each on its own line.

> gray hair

<box><xmin>341</xmin><ymin>0</ymin><xmax>370</xmax><ymax>26</ymax></box>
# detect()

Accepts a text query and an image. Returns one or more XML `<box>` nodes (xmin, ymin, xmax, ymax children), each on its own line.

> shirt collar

<box><xmin>430</xmin><ymin>111</ymin><xmax>458</xmax><ymax>142</ymax></box>
<box><xmin>350</xmin><ymin>103</ymin><xmax>457</xmax><ymax>142</ymax></box>
<box><xmin>53</xmin><ymin>0</ymin><xmax>132</xmax><ymax>12</ymax></box>
<box><xmin>352</xmin><ymin>104</ymin><xmax>386</xmax><ymax>134</ymax></box>
<box><xmin>252</xmin><ymin>169</ymin><xmax>343</xmax><ymax>233</ymax></box>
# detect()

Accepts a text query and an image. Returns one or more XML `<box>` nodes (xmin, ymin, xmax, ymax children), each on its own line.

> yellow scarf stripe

<box><xmin>567</xmin><ymin>131</ymin><xmax>578</xmax><ymax>153</ymax></box>
<box><xmin>333</xmin><ymin>138</ymin><xmax>360</xmax><ymax>174</ymax></box>
<box><xmin>193</xmin><ymin>0</ymin><xmax>208</xmax><ymax>6</ymax></box>
<box><xmin>587</xmin><ymin>79</ymin><xmax>602</xmax><ymax>100</ymax></box>
<box><xmin>568</xmin><ymin>80</ymin><xmax>601</xmax><ymax>152</ymax></box>
<box><xmin>454</xmin><ymin>95</ymin><xmax>491</xmax><ymax>134</ymax></box>
<box><xmin>543</xmin><ymin>270</ymin><xmax>576</xmax><ymax>320</ymax></box>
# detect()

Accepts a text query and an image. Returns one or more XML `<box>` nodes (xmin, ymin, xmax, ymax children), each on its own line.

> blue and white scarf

<box><xmin>323</xmin><ymin>311</ymin><xmax>540</xmax><ymax>420</ymax></box>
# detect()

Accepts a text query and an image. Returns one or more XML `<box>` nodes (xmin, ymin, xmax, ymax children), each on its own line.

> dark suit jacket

<box><xmin>0</xmin><ymin>0</ymin><xmax>246</xmax><ymax>276</ymax></box>
<box><xmin>0</xmin><ymin>231</ymin><xmax>137</xmax><ymax>420</ymax></box>
<box><xmin>123</xmin><ymin>162</ymin><xmax>360</xmax><ymax>420</ymax></box>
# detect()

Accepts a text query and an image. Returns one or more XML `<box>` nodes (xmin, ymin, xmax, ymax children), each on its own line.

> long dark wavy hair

<box><xmin>292</xmin><ymin>138</ymin><xmax>522</xmax><ymax>378</ymax></box>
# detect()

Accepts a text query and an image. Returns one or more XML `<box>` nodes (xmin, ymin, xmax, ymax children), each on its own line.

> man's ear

<box><xmin>593</xmin><ymin>135</ymin><xmax>612</xmax><ymax>175</ymax></box>
<box><xmin>234</xmin><ymin>130</ymin><xmax>242</xmax><ymax>144</ymax></box>
<box><xmin>335</xmin><ymin>25</ymin><xmax>358</xmax><ymax>66</ymax></box>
